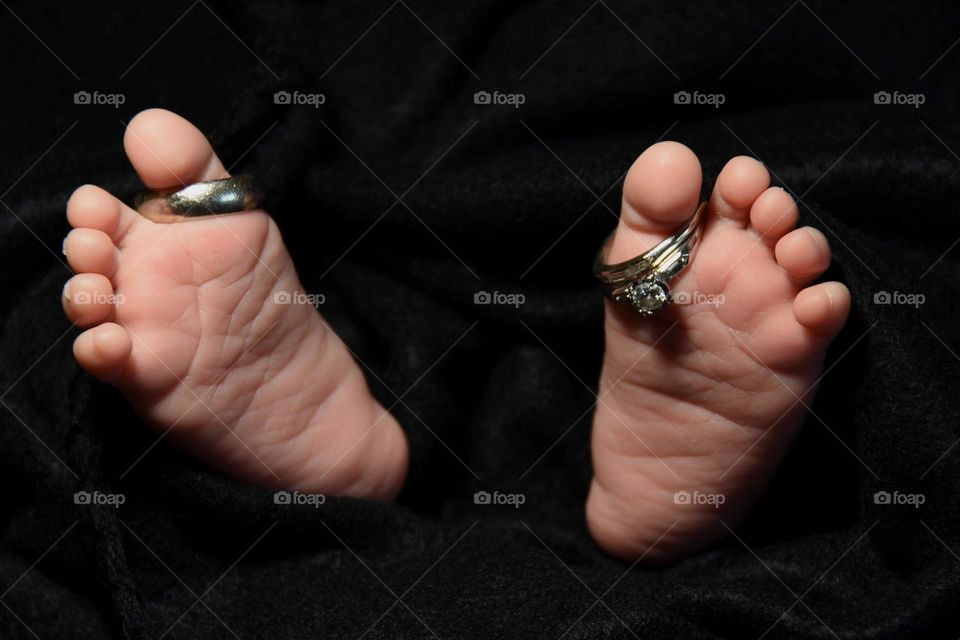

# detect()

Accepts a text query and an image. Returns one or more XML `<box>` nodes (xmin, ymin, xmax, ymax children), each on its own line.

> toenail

<box><xmin>62</xmin><ymin>281</ymin><xmax>71</xmax><ymax>301</ymax></box>
<box><xmin>62</xmin><ymin>237</ymin><xmax>68</xmax><ymax>255</ymax></box>
<box><xmin>805</xmin><ymin>227</ymin><xmax>828</xmax><ymax>250</ymax></box>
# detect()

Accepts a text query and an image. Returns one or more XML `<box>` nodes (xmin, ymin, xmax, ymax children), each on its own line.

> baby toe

<box><xmin>124</xmin><ymin>108</ymin><xmax>228</xmax><ymax>188</ymax></box>
<box><xmin>73</xmin><ymin>322</ymin><xmax>132</xmax><ymax>384</ymax></box>
<box><xmin>606</xmin><ymin>141</ymin><xmax>703</xmax><ymax>264</ymax></box>
<box><xmin>749</xmin><ymin>186</ymin><xmax>799</xmax><ymax>243</ymax></box>
<box><xmin>709</xmin><ymin>156</ymin><xmax>770</xmax><ymax>224</ymax></box>
<box><xmin>67</xmin><ymin>184</ymin><xmax>141</xmax><ymax>243</ymax></box>
<box><xmin>62</xmin><ymin>273</ymin><xmax>117</xmax><ymax>327</ymax></box>
<box><xmin>64</xmin><ymin>228</ymin><xmax>118</xmax><ymax>277</ymax></box>
<box><xmin>775</xmin><ymin>227</ymin><xmax>831</xmax><ymax>284</ymax></box>
<box><xmin>794</xmin><ymin>282</ymin><xmax>851</xmax><ymax>339</ymax></box>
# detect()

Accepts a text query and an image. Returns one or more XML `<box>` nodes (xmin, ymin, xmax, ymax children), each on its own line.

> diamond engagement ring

<box><xmin>593</xmin><ymin>201</ymin><xmax>706</xmax><ymax>316</ymax></box>
<box><xmin>134</xmin><ymin>175</ymin><xmax>261</xmax><ymax>222</ymax></box>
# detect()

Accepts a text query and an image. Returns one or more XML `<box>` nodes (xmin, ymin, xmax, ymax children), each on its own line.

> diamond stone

<box><xmin>625</xmin><ymin>279</ymin><xmax>670</xmax><ymax>316</ymax></box>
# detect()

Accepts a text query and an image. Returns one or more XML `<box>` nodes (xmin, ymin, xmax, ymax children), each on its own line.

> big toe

<box><xmin>124</xmin><ymin>108</ymin><xmax>228</xmax><ymax>189</ymax></box>
<box><xmin>606</xmin><ymin>141</ymin><xmax>703</xmax><ymax>264</ymax></box>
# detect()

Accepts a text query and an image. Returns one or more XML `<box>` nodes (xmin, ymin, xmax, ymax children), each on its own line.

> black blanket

<box><xmin>2</xmin><ymin>1</ymin><xmax>959</xmax><ymax>638</ymax></box>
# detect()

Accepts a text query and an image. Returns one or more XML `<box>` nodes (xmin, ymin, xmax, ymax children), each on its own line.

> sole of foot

<box><xmin>586</xmin><ymin>142</ymin><xmax>850</xmax><ymax>562</ymax></box>
<box><xmin>63</xmin><ymin>109</ymin><xmax>408</xmax><ymax>500</ymax></box>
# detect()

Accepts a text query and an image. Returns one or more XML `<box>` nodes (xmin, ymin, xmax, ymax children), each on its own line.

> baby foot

<box><xmin>586</xmin><ymin>142</ymin><xmax>850</xmax><ymax>562</ymax></box>
<box><xmin>62</xmin><ymin>109</ymin><xmax>407</xmax><ymax>499</ymax></box>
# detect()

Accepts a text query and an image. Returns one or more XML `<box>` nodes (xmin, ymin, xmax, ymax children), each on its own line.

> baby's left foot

<box><xmin>587</xmin><ymin>143</ymin><xmax>850</xmax><ymax>562</ymax></box>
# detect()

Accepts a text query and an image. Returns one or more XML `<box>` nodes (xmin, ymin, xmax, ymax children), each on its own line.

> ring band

<box><xmin>593</xmin><ymin>201</ymin><xmax>706</xmax><ymax>316</ymax></box>
<box><xmin>134</xmin><ymin>175</ymin><xmax>261</xmax><ymax>221</ymax></box>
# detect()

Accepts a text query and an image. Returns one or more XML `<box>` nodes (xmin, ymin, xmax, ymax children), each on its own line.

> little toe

<box><xmin>64</xmin><ymin>228</ymin><xmax>118</xmax><ymax>277</ymax></box>
<box><xmin>73</xmin><ymin>322</ymin><xmax>132</xmax><ymax>384</ymax></box>
<box><xmin>67</xmin><ymin>184</ymin><xmax>141</xmax><ymax>243</ymax></box>
<box><xmin>749</xmin><ymin>186</ymin><xmax>799</xmax><ymax>243</ymax></box>
<box><xmin>62</xmin><ymin>274</ymin><xmax>116</xmax><ymax>327</ymax></box>
<box><xmin>709</xmin><ymin>156</ymin><xmax>770</xmax><ymax>224</ymax></box>
<box><xmin>606</xmin><ymin>141</ymin><xmax>702</xmax><ymax>264</ymax></box>
<box><xmin>775</xmin><ymin>227</ymin><xmax>831</xmax><ymax>284</ymax></box>
<box><xmin>794</xmin><ymin>282</ymin><xmax>851</xmax><ymax>339</ymax></box>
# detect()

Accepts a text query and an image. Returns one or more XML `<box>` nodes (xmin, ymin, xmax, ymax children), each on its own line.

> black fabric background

<box><xmin>1</xmin><ymin>1</ymin><xmax>959</xmax><ymax>638</ymax></box>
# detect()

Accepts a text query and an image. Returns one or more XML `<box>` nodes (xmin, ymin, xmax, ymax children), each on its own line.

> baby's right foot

<box><xmin>62</xmin><ymin>109</ymin><xmax>408</xmax><ymax>499</ymax></box>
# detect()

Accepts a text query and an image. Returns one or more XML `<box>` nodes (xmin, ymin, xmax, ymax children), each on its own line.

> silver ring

<box><xmin>134</xmin><ymin>175</ymin><xmax>261</xmax><ymax>221</ymax></box>
<box><xmin>593</xmin><ymin>201</ymin><xmax>706</xmax><ymax>316</ymax></box>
